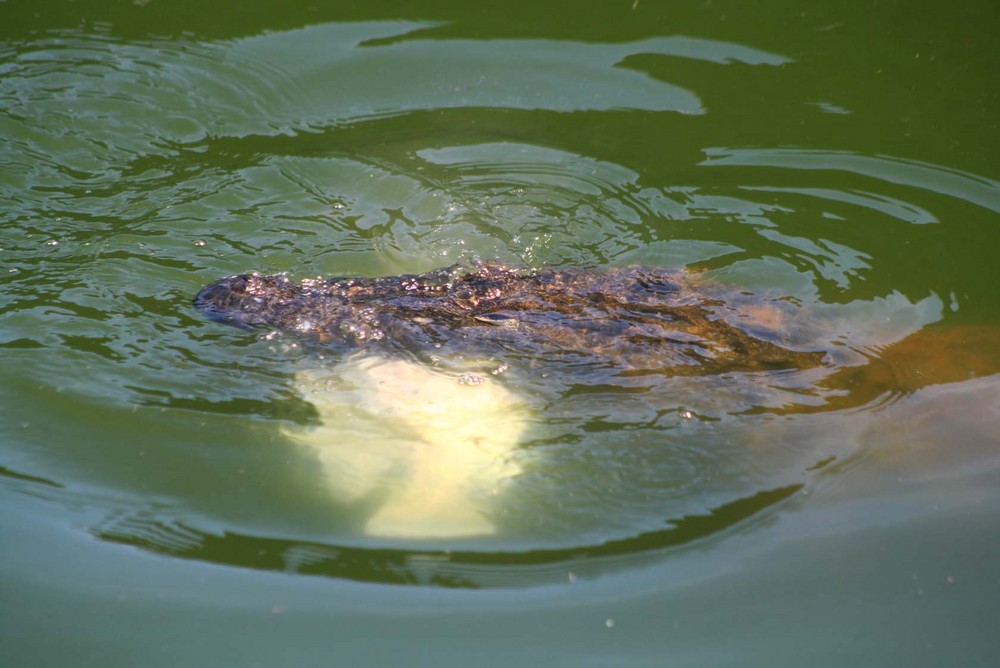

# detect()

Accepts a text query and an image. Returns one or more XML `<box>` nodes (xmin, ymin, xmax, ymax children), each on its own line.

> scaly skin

<box><xmin>195</xmin><ymin>263</ymin><xmax>825</xmax><ymax>374</ymax></box>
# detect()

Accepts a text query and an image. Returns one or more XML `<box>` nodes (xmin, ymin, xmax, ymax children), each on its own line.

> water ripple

<box><xmin>3</xmin><ymin>21</ymin><xmax>998</xmax><ymax>588</ymax></box>
<box><xmin>702</xmin><ymin>147</ymin><xmax>1000</xmax><ymax>214</ymax></box>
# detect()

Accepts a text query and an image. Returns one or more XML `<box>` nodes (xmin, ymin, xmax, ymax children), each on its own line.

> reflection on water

<box><xmin>88</xmin><ymin>480</ymin><xmax>803</xmax><ymax>588</ymax></box>
<box><xmin>2</xmin><ymin>16</ymin><xmax>999</xmax><ymax>598</ymax></box>
<box><xmin>6</xmin><ymin>368</ymin><xmax>997</xmax><ymax>590</ymax></box>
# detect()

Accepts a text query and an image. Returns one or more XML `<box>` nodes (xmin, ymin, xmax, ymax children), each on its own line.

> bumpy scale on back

<box><xmin>195</xmin><ymin>263</ymin><xmax>826</xmax><ymax>374</ymax></box>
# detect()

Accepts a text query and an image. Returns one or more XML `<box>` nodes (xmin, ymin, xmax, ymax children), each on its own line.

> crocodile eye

<box><xmin>453</xmin><ymin>289</ymin><xmax>478</xmax><ymax>309</ymax></box>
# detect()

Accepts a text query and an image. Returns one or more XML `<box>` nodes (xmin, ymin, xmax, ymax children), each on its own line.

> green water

<box><xmin>2</xmin><ymin>0</ymin><xmax>1000</xmax><ymax>665</ymax></box>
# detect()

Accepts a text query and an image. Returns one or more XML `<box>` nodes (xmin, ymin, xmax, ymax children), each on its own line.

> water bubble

<box><xmin>194</xmin><ymin>239</ymin><xmax>206</xmax><ymax>247</ymax></box>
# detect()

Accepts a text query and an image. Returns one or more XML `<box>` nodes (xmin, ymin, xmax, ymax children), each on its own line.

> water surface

<box><xmin>2</xmin><ymin>1</ymin><xmax>999</xmax><ymax>666</ymax></box>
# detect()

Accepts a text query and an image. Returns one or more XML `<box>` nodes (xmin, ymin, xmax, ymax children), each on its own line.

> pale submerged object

<box><xmin>286</xmin><ymin>356</ymin><xmax>527</xmax><ymax>539</ymax></box>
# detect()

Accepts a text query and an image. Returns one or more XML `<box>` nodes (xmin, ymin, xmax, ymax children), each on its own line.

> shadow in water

<box><xmin>91</xmin><ymin>484</ymin><xmax>801</xmax><ymax>589</ymax></box>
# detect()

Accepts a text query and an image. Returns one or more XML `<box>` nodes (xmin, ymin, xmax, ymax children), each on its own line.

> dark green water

<box><xmin>3</xmin><ymin>1</ymin><xmax>1000</xmax><ymax>666</ymax></box>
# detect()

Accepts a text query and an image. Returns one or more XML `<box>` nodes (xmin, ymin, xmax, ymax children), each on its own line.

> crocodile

<box><xmin>196</xmin><ymin>263</ymin><xmax>838</xmax><ymax>538</ymax></box>
<box><xmin>194</xmin><ymin>264</ymin><xmax>1000</xmax><ymax>538</ymax></box>
<box><xmin>194</xmin><ymin>263</ymin><xmax>826</xmax><ymax>375</ymax></box>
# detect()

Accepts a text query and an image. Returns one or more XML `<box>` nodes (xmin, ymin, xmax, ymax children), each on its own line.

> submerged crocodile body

<box><xmin>195</xmin><ymin>263</ymin><xmax>826</xmax><ymax>375</ymax></box>
<box><xmin>192</xmin><ymin>264</ymin><xmax>1000</xmax><ymax>540</ymax></box>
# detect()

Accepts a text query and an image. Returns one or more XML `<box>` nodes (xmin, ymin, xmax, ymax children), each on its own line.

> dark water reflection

<box><xmin>90</xmin><ymin>484</ymin><xmax>802</xmax><ymax>588</ymax></box>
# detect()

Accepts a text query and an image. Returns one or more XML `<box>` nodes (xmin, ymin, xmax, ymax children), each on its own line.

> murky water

<box><xmin>2</xmin><ymin>1</ymin><xmax>1000</xmax><ymax>666</ymax></box>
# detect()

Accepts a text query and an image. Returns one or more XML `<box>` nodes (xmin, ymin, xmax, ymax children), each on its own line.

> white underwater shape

<box><xmin>285</xmin><ymin>356</ymin><xmax>528</xmax><ymax>539</ymax></box>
